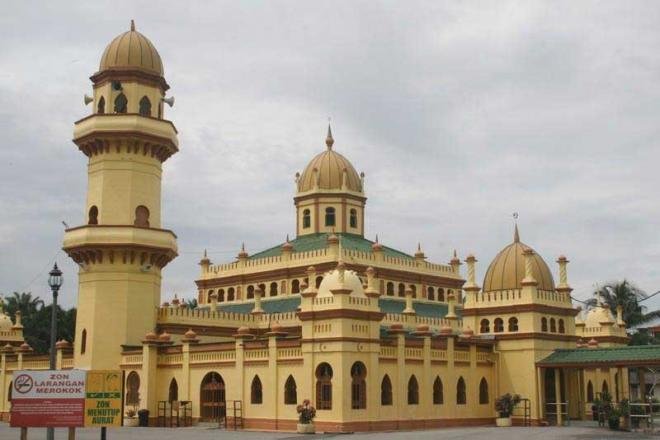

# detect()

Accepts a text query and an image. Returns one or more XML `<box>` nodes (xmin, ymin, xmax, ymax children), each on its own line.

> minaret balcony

<box><xmin>63</xmin><ymin>224</ymin><xmax>178</xmax><ymax>268</ymax></box>
<box><xmin>73</xmin><ymin>113</ymin><xmax>178</xmax><ymax>161</ymax></box>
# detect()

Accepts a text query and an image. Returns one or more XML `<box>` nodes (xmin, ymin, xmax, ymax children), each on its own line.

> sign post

<box><xmin>84</xmin><ymin>370</ymin><xmax>123</xmax><ymax>428</ymax></box>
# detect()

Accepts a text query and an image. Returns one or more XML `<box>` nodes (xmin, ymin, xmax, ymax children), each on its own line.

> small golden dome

<box><xmin>297</xmin><ymin>126</ymin><xmax>363</xmax><ymax>193</ymax></box>
<box><xmin>482</xmin><ymin>226</ymin><xmax>555</xmax><ymax>292</ymax></box>
<box><xmin>99</xmin><ymin>20</ymin><xmax>163</xmax><ymax>76</ymax></box>
<box><xmin>158</xmin><ymin>332</ymin><xmax>171</xmax><ymax>342</ymax></box>
<box><xmin>584</xmin><ymin>306</ymin><xmax>615</xmax><ymax>328</ymax></box>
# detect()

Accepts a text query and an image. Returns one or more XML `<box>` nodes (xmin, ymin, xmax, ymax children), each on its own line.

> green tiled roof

<box><xmin>249</xmin><ymin>233</ymin><xmax>413</xmax><ymax>260</ymax></box>
<box><xmin>219</xmin><ymin>296</ymin><xmax>301</xmax><ymax>314</ymax></box>
<box><xmin>379</xmin><ymin>297</ymin><xmax>450</xmax><ymax>318</ymax></box>
<box><xmin>538</xmin><ymin>345</ymin><xmax>660</xmax><ymax>367</ymax></box>
<box><xmin>216</xmin><ymin>296</ymin><xmax>449</xmax><ymax>319</ymax></box>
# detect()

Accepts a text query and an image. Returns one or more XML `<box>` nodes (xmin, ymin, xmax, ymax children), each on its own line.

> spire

<box><xmin>325</xmin><ymin>124</ymin><xmax>334</xmax><ymax>150</ymax></box>
<box><xmin>514</xmin><ymin>223</ymin><xmax>520</xmax><ymax>243</ymax></box>
<box><xmin>130</xmin><ymin>19</ymin><xmax>136</xmax><ymax>31</ymax></box>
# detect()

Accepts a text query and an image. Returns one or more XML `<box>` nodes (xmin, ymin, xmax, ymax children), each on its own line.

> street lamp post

<box><xmin>47</xmin><ymin>262</ymin><xmax>63</xmax><ymax>440</ymax></box>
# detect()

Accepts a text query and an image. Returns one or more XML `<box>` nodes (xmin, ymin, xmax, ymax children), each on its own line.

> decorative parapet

<box><xmin>464</xmin><ymin>288</ymin><xmax>573</xmax><ymax>309</ymax></box>
<box><xmin>201</xmin><ymin>246</ymin><xmax>457</xmax><ymax>280</ymax></box>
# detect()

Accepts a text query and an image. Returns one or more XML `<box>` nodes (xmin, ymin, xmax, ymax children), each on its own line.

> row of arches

<box><xmin>97</xmin><ymin>94</ymin><xmax>156</xmax><ymax>117</ymax></box>
<box><xmin>479</xmin><ymin>317</ymin><xmax>519</xmax><ymax>333</ymax></box>
<box><xmin>301</xmin><ymin>208</ymin><xmax>360</xmax><ymax>229</ymax></box>
<box><xmin>541</xmin><ymin>317</ymin><xmax>565</xmax><ymax>334</ymax></box>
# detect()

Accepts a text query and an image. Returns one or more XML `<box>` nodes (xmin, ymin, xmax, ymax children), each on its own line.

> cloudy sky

<box><xmin>1</xmin><ymin>1</ymin><xmax>659</xmax><ymax>311</ymax></box>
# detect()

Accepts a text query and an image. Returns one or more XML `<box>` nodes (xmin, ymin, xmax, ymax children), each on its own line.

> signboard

<box><xmin>84</xmin><ymin>370</ymin><xmax>123</xmax><ymax>427</ymax></box>
<box><xmin>10</xmin><ymin>370</ymin><xmax>86</xmax><ymax>427</ymax></box>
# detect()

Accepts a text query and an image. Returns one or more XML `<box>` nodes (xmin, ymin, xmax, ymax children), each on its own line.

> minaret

<box><xmin>63</xmin><ymin>22</ymin><xmax>178</xmax><ymax>369</ymax></box>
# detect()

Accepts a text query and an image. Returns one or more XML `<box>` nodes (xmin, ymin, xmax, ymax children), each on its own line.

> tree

<box><xmin>586</xmin><ymin>280</ymin><xmax>659</xmax><ymax>328</ymax></box>
<box><xmin>185</xmin><ymin>298</ymin><xmax>198</xmax><ymax>309</ymax></box>
<box><xmin>4</xmin><ymin>292</ymin><xmax>44</xmax><ymax>318</ymax></box>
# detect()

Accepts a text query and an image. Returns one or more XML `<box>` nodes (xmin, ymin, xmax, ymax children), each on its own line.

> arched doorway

<box><xmin>200</xmin><ymin>372</ymin><xmax>225</xmax><ymax>422</ymax></box>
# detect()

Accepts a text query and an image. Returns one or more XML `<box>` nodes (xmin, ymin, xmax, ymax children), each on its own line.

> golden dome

<box><xmin>482</xmin><ymin>226</ymin><xmax>555</xmax><ymax>292</ymax></box>
<box><xmin>584</xmin><ymin>305</ymin><xmax>615</xmax><ymax>328</ymax></box>
<box><xmin>297</xmin><ymin>126</ymin><xmax>363</xmax><ymax>194</ymax></box>
<box><xmin>99</xmin><ymin>20</ymin><xmax>163</xmax><ymax>76</ymax></box>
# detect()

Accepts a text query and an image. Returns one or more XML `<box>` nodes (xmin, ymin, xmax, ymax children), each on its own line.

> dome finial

<box><xmin>514</xmin><ymin>223</ymin><xmax>520</xmax><ymax>243</ymax></box>
<box><xmin>130</xmin><ymin>19</ymin><xmax>136</xmax><ymax>31</ymax></box>
<box><xmin>326</xmin><ymin>123</ymin><xmax>334</xmax><ymax>150</ymax></box>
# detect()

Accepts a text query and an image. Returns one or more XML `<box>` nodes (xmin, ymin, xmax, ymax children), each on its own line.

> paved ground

<box><xmin>0</xmin><ymin>424</ymin><xmax>656</xmax><ymax>439</ymax></box>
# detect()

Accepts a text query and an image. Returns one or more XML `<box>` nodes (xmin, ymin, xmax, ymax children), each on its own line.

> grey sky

<box><xmin>1</xmin><ymin>1</ymin><xmax>659</xmax><ymax>312</ymax></box>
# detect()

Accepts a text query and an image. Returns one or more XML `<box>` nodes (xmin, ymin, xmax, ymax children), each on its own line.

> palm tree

<box><xmin>586</xmin><ymin>280</ymin><xmax>659</xmax><ymax>328</ymax></box>
<box><xmin>185</xmin><ymin>298</ymin><xmax>198</xmax><ymax>310</ymax></box>
<box><xmin>3</xmin><ymin>292</ymin><xmax>44</xmax><ymax>320</ymax></box>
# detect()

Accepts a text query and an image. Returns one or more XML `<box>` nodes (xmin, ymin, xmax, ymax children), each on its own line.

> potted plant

<box><xmin>607</xmin><ymin>407</ymin><xmax>621</xmax><ymax>430</ymax></box>
<box><xmin>124</xmin><ymin>408</ymin><xmax>138</xmax><ymax>427</ymax></box>
<box><xmin>494</xmin><ymin>393</ymin><xmax>521</xmax><ymax>427</ymax></box>
<box><xmin>296</xmin><ymin>399</ymin><xmax>317</xmax><ymax>434</ymax></box>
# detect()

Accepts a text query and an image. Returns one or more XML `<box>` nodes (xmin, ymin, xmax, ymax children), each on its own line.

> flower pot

<box><xmin>297</xmin><ymin>423</ymin><xmax>316</xmax><ymax>434</ymax></box>
<box><xmin>123</xmin><ymin>417</ymin><xmax>139</xmax><ymax>427</ymax></box>
<box><xmin>496</xmin><ymin>417</ymin><xmax>512</xmax><ymax>427</ymax></box>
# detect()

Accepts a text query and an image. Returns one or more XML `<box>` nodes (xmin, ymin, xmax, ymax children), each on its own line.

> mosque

<box><xmin>0</xmin><ymin>22</ymin><xmax>657</xmax><ymax>431</ymax></box>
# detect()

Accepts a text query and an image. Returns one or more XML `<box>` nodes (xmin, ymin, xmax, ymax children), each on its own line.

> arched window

<box><xmin>81</xmin><ymin>329</ymin><xmax>87</xmax><ymax>354</ymax></box>
<box><xmin>284</xmin><ymin>375</ymin><xmax>297</xmax><ymax>405</ymax></box>
<box><xmin>316</xmin><ymin>276</ymin><xmax>323</xmax><ymax>289</ymax></box>
<box><xmin>433</xmin><ymin>376</ymin><xmax>443</xmax><ymax>404</ymax></box>
<box><xmin>350</xmin><ymin>362</ymin><xmax>367</xmax><ymax>409</ymax></box>
<box><xmin>480</xmin><ymin>319</ymin><xmax>490</xmax><ymax>333</ymax></box>
<box><xmin>270</xmin><ymin>282</ymin><xmax>278</xmax><ymax>297</ymax></box>
<box><xmin>227</xmin><ymin>287</ymin><xmax>235</xmax><ymax>301</ymax></box>
<box><xmin>558</xmin><ymin>319</ymin><xmax>565</xmax><ymax>334</ymax></box>
<box><xmin>381</xmin><ymin>375</ymin><xmax>392</xmax><ymax>406</ymax></box>
<box><xmin>316</xmin><ymin>363</ymin><xmax>333</xmax><ymax>410</ymax></box>
<box><xmin>114</xmin><ymin>93</ymin><xmax>127</xmax><ymax>113</ymax></box>
<box><xmin>97</xmin><ymin>96</ymin><xmax>105</xmax><ymax>114</ymax></box>
<box><xmin>207</xmin><ymin>290</ymin><xmax>215</xmax><ymax>302</ymax></box>
<box><xmin>508</xmin><ymin>317</ymin><xmax>519</xmax><ymax>332</ymax></box>
<box><xmin>541</xmin><ymin>317</ymin><xmax>548</xmax><ymax>332</ymax></box>
<box><xmin>168</xmin><ymin>378</ymin><xmax>178</xmax><ymax>402</ymax></box>
<box><xmin>251</xmin><ymin>376</ymin><xmax>263</xmax><ymax>404</ymax></box>
<box><xmin>291</xmin><ymin>279</ymin><xmax>300</xmax><ymax>294</ymax></box>
<box><xmin>550</xmin><ymin>318</ymin><xmax>557</xmax><ymax>333</ymax></box>
<box><xmin>587</xmin><ymin>381</ymin><xmax>594</xmax><ymax>402</ymax></box>
<box><xmin>602</xmin><ymin>380</ymin><xmax>609</xmax><ymax>395</ymax></box>
<box><xmin>456</xmin><ymin>377</ymin><xmax>466</xmax><ymax>405</ymax></box>
<box><xmin>349</xmin><ymin>209</ymin><xmax>358</xmax><ymax>228</ymax></box>
<box><xmin>325</xmin><ymin>207</ymin><xmax>335</xmax><ymax>227</ymax></box>
<box><xmin>126</xmin><ymin>371</ymin><xmax>140</xmax><ymax>406</ymax></box>
<box><xmin>88</xmin><ymin>206</ymin><xmax>98</xmax><ymax>225</ymax></box>
<box><xmin>427</xmin><ymin>287</ymin><xmax>435</xmax><ymax>301</ymax></box>
<box><xmin>479</xmin><ymin>378</ymin><xmax>489</xmax><ymax>404</ymax></box>
<box><xmin>494</xmin><ymin>318</ymin><xmax>504</xmax><ymax>333</ymax></box>
<box><xmin>408</xmin><ymin>376</ymin><xmax>419</xmax><ymax>405</ymax></box>
<box><xmin>398</xmin><ymin>283</ymin><xmax>405</xmax><ymax>298</ymax></box>
<box><xmin>438</xmin><ymin>288</ymin><xmax>445</xmax><ymax>302</ymax></box>
<box><xmin>218</xmin><ymin>289</ymin><xmax>225</xmax><ymax>302</ymax></box>
<box><xmin>247</xmin><ymin>286</ymin><xmax>254</xmax><ymax>299</ymax></box>
<box><xmin>134</xmin><ymin>205</ymin><xmax>150</xmax><ymax>227</ymax></box>
<box><xmin>199</xmin><ymin>372</ymin><xmax>225</xmax><ymax>421</ymax></box>
<box><xmin>139</xmin><ymin>96</ymin><xmax>152</xmax><ymax>117</ymax></box>
<box><xmin>410</xmin><ymin>285</ymin><xmax>417</xmax><ymax>298</ymax></box>
<box><xmin>386</xmin><ymin>282</ymin><xmax>394</xmax><ymax>296</ymax></box>
<box><xmin>302</xmin><ymin>209</ymin><xmax>311</xmax><ymax>229</ymax></box>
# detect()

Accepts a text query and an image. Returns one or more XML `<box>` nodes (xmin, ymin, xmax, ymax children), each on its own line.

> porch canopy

<box><xmin>538</xmin><ymin>345</ymin><xmax>660</xmax><ymax>369</ymax></box>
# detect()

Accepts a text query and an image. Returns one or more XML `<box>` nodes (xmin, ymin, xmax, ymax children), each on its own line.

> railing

<box><xmin>454</xmin><ymin>351</ymin><xmax>470</xmax><ymax>363</ymax></box>
<box><xmin>158</xmin><ymin>353</ymin><xmax>183</xmax><ymax>365</ymax></box>
<box><xmin>123</xmin><ymin>354</ymin><xmax>143</xmax><ymax>365</ymax></box>
<box><xmin>431</xmin><ymin>349</ymin><xmax>447</xmax><ymax>360</ymax></box>
<box><xmin>404</xmin><ymin>348</ymin><xmax>423</xmax><ymax>359</ymax></box>
<box><xmin>21</xmin><ymin>360</ymin><xmax>50</xmax><ymax>369</ymax></box>
<box><xmin>544</xmin><ymin>401</ymin><xmax>570</xmax><ymax>426</ymax></box>
<box><xmin>277</xmin><ymin>348</ymin><xmax>302</xmax><ymax>359</ymax></box>
<box><xmin>380</xmin><ymin>346</ymin><xmax>397</xmax><ymax>358</ymax></box>
<box><xmin>61</xmin><ymin>358</ymin><xmax>74</xmax><ymax>369</ymax></box>
<box><xmin>244</xmin><ymin>349</ymin><xmax>269</xmax><ymax>360</ymax></box>
<box><xmin>476</xmin><ymin>352</ymin><xmax>490</xmax><ymax>363</ymax></box>
<box><xmin>190</xmin><ymin>351</ymin><xmax>235</xmax><ymax>363</ymax></box>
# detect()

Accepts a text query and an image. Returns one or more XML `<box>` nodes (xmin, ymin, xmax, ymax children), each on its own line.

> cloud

<box><xmin>0</xmin><ymin>1</ymin><xmax>659</xmax><ymax>312</ymax></box>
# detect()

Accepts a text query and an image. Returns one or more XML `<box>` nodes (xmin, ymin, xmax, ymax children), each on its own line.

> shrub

<box><xmin>495</xmin><ymin>393</ymin><xmax>521</xmax><ymax>418</ymax></box>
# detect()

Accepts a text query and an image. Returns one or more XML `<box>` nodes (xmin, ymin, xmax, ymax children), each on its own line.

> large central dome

<box><xmin>482</xmin><ymin>226</ymin><xmax>555</xmax><ymax>292</ymax></box>
<box><xmin>297</xmin><ymin>126</ymin><xmax>363</xmax><ymax>194</ymax></box>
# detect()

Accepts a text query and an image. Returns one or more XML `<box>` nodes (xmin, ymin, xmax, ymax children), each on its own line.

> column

<box><xmin>554</xmin><ymin>368</ymin><xmax>563</xmax><ymax>426</ymax></box>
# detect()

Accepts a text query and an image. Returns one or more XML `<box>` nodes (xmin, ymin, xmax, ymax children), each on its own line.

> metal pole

<box><xmin>47</xmin><ymin>284</ymin><xmax>59</xmax><ymax>440</ymax></box>
<box><xmin>101</xmin><ymin>427</ymin><xmax>107</xmax><ymax>440</ymax></box>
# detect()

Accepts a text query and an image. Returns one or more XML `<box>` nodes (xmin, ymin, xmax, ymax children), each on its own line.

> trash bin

<box><xmin>138</xmin><ymin>409</ymin><xmax>150</xmax><ymax>427</ymax></box>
